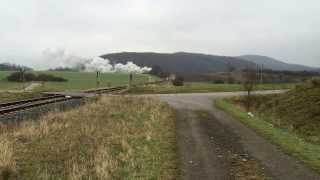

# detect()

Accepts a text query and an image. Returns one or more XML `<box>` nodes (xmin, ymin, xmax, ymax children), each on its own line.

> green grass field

<box><xmin>0</xmin><ymin>71</ymin><xmax>157</xmax><ymax>91</ymax></box>
<box><xmin>0</xmin><ymin>71</ymin><xmax>26</xmax><ymax>90</ymax></box>
<box><xmin>130</xmin><ymin>82</ymin><xmax>296</xmax><ymax>94</ymax></box>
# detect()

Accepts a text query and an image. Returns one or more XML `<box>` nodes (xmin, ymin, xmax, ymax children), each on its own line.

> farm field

<box><xmin>130</xmin><ymin>82</ymin><xmax>296</xmax><ymax>94</ymax></box>
<box><xmin>0</xmin><ymin>71</ymin><xmax>157</xmax><ymax>91</ymax></box>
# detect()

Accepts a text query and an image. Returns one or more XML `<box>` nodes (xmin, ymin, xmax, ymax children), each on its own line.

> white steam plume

<box><xmin>41</xmin><ymin>48</ymin><xmax>152</xmax><ymax>74</ymax></box>
<box><xmin>86</xmin><ymin>57</ymin><xmax>152</xmax><ymax>74</ymax></box>
<box><xmin>85</xmin><ymin>57</ymin><xmax>113</xmax><ymax>72</ymax></box>
<box><xmin>41</xmin><ymin>48</ymin><xmax>86</xmax><ymax>69</ymax></box>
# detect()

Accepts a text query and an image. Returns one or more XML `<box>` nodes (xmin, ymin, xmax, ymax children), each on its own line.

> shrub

<box><xmin>24</xmin><ymin>73</ymin><xmax>37</xmax><ymax>81</ymax></box>
<box><xmin>6</xmin><ymin>72</ymin><xmax>21</xmax><ymax>82</ymax></box>
<box><xmin>7</xmin><ymin>72</ymin><xmax>36</xmax><ymax>82</ymax></box>
<box><xmin>310</xmin><ymin>78</ymin><xmax>320</xmax><ymax>87</ymax></box>
<box><xmin>227</xmin><ymin>76</ymin><xmax>235</xmax><ymax>84</ymax></box>
<box><xmin>7</xmin><ymin>72</ymin><xmax>67</xmax><ymax>82</ymax></box>
<box><xmin>37</xmin><ymin>74</ymin><xmax>67</xmax><ymax>82</ymax></box>
<box><xmin>213</xmin><ymin>79</ymin><xmax>225</xmax><ymax>84</ymax></box>
<box><xmin>172</xmin><ymin>76</ymin><xmax>184</xmax><ymax>86</ymax></box>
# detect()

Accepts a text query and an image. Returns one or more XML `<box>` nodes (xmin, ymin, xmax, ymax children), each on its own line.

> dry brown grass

<box><xmin>0</xmin><ymin>96</ymin><xmax>177</xmax><ymax>179</ymax></box>
<box><xmin>0</xmin><ymin>133</ymin><xmax>16</xmax><ymax>180</ymax></box>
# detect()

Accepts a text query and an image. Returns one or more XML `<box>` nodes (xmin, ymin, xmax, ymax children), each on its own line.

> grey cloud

<box><xmin>0</xmin><ymin>0</ymin><xmax>319</xmax><ymax>68</ymax></box>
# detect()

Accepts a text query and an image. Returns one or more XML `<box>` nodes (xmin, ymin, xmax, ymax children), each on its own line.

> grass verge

<box><xmin>0</xmin><ymin>96</ymin><xmax>177</xmax><ymax>179</ymax></box>
<box><xmin>0</xmin><ymin>91</ymin><xmax>42</xmax><ymax>102</ymax></box>
<box><xmin>215</xmin><ymin>99</ymin><xmax>320</xmax><ymax>173</ymax></box>
<box><xmin>130</xmin><ymin>82</ymin><xmax>296</xmax><ymax>94</ymax></box>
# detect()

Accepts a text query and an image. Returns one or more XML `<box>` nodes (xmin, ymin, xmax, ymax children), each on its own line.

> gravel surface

<box><xmin>145</xmin><ymin>90</ymin><xmax>320</xmax><ymax>180</ymax></box>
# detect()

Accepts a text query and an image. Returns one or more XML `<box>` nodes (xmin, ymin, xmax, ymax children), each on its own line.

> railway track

<box><xmin>0</xmin><ymin>85</ymin><xmax>128</xmax><ymax>116</ymax></box>
<box><xmin>0</xmin><ymin>95</ymin><xmax>81</xmax><ymax>115</ymax></box>
<box><xmin>0</xmin><ymin>95</ymin><xmax>65</xmax><ymax>108</ymax></box>
<box><xmin>83</xmin><ymin>85</ymin><xmax>127</xmax><ymax>94</ymax></box>
<box><xmin>0</xmin><ymin>80</ymin><xmax>165</xmax><ymax>116</ymax></box>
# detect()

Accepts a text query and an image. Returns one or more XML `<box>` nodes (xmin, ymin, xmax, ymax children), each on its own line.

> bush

<box><xmin>7</xmin><ymin>72</ymin><xmax>67</xmax><ymax>82</ymax></box>
<box><xmin>6</xmin><ymin>72</ymin><xmax>21</xmax><ymax>81</ymax></box>
<box><xmin>172</xmin><ymin>76</ymin><xmax>184</xmax><ymax>86</ymax></box>
<box><xmin>213</xmin><ymin>79</ymin><xmax>225</xmax><ymax>84</ymax></box>
<box><xmin>37</xmin><ymin>74</ymin><xmax>67</xmax><ymax>82</ymax></box>
<box><xmin>310</xmin><ymin>78</ymin><xmax>320</xmax><ymax>87</ymax></box>
<box><xmin>6</xmin><ymin>72</ymin><xmax>36</xmax><ymax>82</ymax></box>
<box><xmin>227</xmin><ymin>76</ymin><xmax>235</xmax><ymax>84</ymax></box>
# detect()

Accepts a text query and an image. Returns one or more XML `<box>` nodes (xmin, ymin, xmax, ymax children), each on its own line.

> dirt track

<box><xmin>149</xmin><ymin>91</ymin><xmax>320</xmax><ymax>180</ymax></box>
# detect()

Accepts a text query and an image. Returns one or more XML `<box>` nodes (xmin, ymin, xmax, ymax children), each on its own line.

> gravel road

<box><xmin>147</xmin><ymin>90</ymin><xmax>320</xmax><ymax>180</ymax></box>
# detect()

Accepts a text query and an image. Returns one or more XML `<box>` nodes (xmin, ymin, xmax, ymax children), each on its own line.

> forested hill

<box><xmin>101</xmin><ymin>52</ymin><xmax>254</xmax><ymax>75</ymax></box>
<box><xmin>238</xmin><ymin>55</ymin><xmax>317</xmax><ymax>71</ymax></box>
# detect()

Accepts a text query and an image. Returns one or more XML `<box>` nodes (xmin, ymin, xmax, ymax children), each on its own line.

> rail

<box><xmin>0</xmin><ymin>80</ymin><xmax>166</xmax><ymax>116</ymax></box>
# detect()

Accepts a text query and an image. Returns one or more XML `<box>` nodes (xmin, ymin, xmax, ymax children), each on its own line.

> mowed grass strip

<box><xmin>130</xmin><ymin>82</ymin><xmax>296</xmax><ymax>94</ymax></box>
<box><xmin>0</xmin><ymin>96</ymin><xmax>177</xmax><ymax>179</ymax></box>
<box><xmin>215</xmin><ymin>99</ymin><xmax>320</xmax><ymax>172</ymax></box>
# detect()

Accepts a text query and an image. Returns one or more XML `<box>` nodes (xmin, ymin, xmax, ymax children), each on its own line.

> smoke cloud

<box><xmin>86</xmin><ymin>57</ymin><xmax>151</xmax><ymax>73</ymax></box>
<box><xmin>41</xmin><ymin>48</ymin><xmax>87</xmax><ymax>69</ymax></box>
<box><xmin>84</xmin><ymin>57</ymin><xmax>151</xmax><ymax>74</ymax></box>
<box><xmin>41</xmin><ymin>48</ymin><xmax>152</xmax><ymax>74</ymax></box>
<box><xmin>85</xmin><ymin>57</ymin><xmax>114</xmax><ymax>73</ymax></box>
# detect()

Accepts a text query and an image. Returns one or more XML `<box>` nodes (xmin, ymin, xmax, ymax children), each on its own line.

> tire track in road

<box><xmin>152</xmin><ymin>91</ymin><xmax>320</xmax><ymax>180</ymax></box>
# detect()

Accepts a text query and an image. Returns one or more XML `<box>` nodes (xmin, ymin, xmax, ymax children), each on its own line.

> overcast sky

<box><xmin>1</xmin><ymin>0</ymin><xmax>319</xmax><ymax>69</ymax></box>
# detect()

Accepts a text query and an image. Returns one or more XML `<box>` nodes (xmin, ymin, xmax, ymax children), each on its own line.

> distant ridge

<box><xmin>237</xmin><ymin>55</ymin><xmax>317</xmax><ymax>71</ymax></box>
<box><xmin>101</xmin><ymin>52</ymin><xmax>254</xmax><ymax>76</ymax></box>
<box><xmin>100</xmin><ymin>52</ymin><xmax>318</xmax><ymax>76</ymax></box>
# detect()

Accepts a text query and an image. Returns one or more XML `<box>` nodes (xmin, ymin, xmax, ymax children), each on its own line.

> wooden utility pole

<box><xmin>96</xmin><ymin>71</ymin><xmax>101</xmax><ymax>88</ymax></box>
<box><xmin>256</xmin><ymin>64</ymin><xmax>259</xmax><ymax>82</ymax></box>
<box><xmin>129</xmin><ymin>73</ymin><xmax>133</xmax><ymax>89</ymax></box>
<box><xmin>20</xmin><ymin>67</ymin><xmax>26</xmax><ymax>91</ymax></box>
<box><xmin>260</xmin><ymin>64</ymin><xmax>264</xmax><ymax>84</ymax></box>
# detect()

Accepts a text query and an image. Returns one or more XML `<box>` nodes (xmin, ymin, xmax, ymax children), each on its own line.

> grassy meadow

<box><xmin>0</xmin><ymin>71</ymin><xmax>157</xmax><ymax>91</ymax></box>
<box><xmin>130</xmin><ymin>82</ymin><xmax>296</xmax><ymax>94</ymax></box>
<box><xmin>0</xmin><ymin>71</ymin><xmax>25</xmax><ymax>90</ymax></box>
<box><xmin>0</xmin><ymin>96</ymin><xmax>177</xmax><ymax>179</ymax></box>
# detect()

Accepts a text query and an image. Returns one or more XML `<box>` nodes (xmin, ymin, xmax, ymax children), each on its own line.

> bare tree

<box><xmin>227</xmin><ymin>62</ymin><xmax>236</xmax><ymax>72</ymax></box>
<box><xmin>242</xmin><ymin>66</ymin><xmax>257</xmax><ymax>112</ymax></box>
<box><xmin>227</xmin><ymin>62</ymin><xmax>236</xmax><ymax>84</ymax></box>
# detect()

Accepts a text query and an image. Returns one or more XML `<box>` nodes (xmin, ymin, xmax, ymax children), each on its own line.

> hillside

<box><xmin>101</xmin><ymin>52</ymin><xmax>319</xmax><ymax>77</ymax></box>
<box><xmin>258</xmin><ymin>80</ymin><xmax>320</xmax><ymax>141</ymax></box>
<box><xmin>234</xmin><ymin>79</ymin><xmax>320</xmax><ymax>143</ymax></box>
<box><xmin>101</xmin><ymin>52</ymin><xmax>255</xmax><ymax>76</ymax></box>
<box><xmin>238</xmin><ymin>55</ymin><xmax>317</xmax><ymax>71</ymax></box>
<box><xmin>217</xmin><ymin>79</ymin><xmax>320</xmax><ymax>173</ymax></box>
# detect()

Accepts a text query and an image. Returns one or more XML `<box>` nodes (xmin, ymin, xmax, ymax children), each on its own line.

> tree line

<box><xmin>7</xmin><ymin>72</ymin><xmax>67</xmax><ymax>82</ymax></box>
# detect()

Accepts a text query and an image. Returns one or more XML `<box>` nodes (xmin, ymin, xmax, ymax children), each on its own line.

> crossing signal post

<box><xmin>129</xmin><ymin>73</ymin><xmax>133</xmax><ymax>89</ymax></box>
<box><xmin>256</xmin><ymin>64</ymin><xmax>264</xmax><ymax>84</ymax></box>
<box><xmin>96</xmin><ymin>71</ymin><xmax>101</xmax><ymax>88</ymax></box>
<box><xmin>20</xmin><ymin>67</ymin><xmax>26</xmax><ymax>91</ymax></box>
